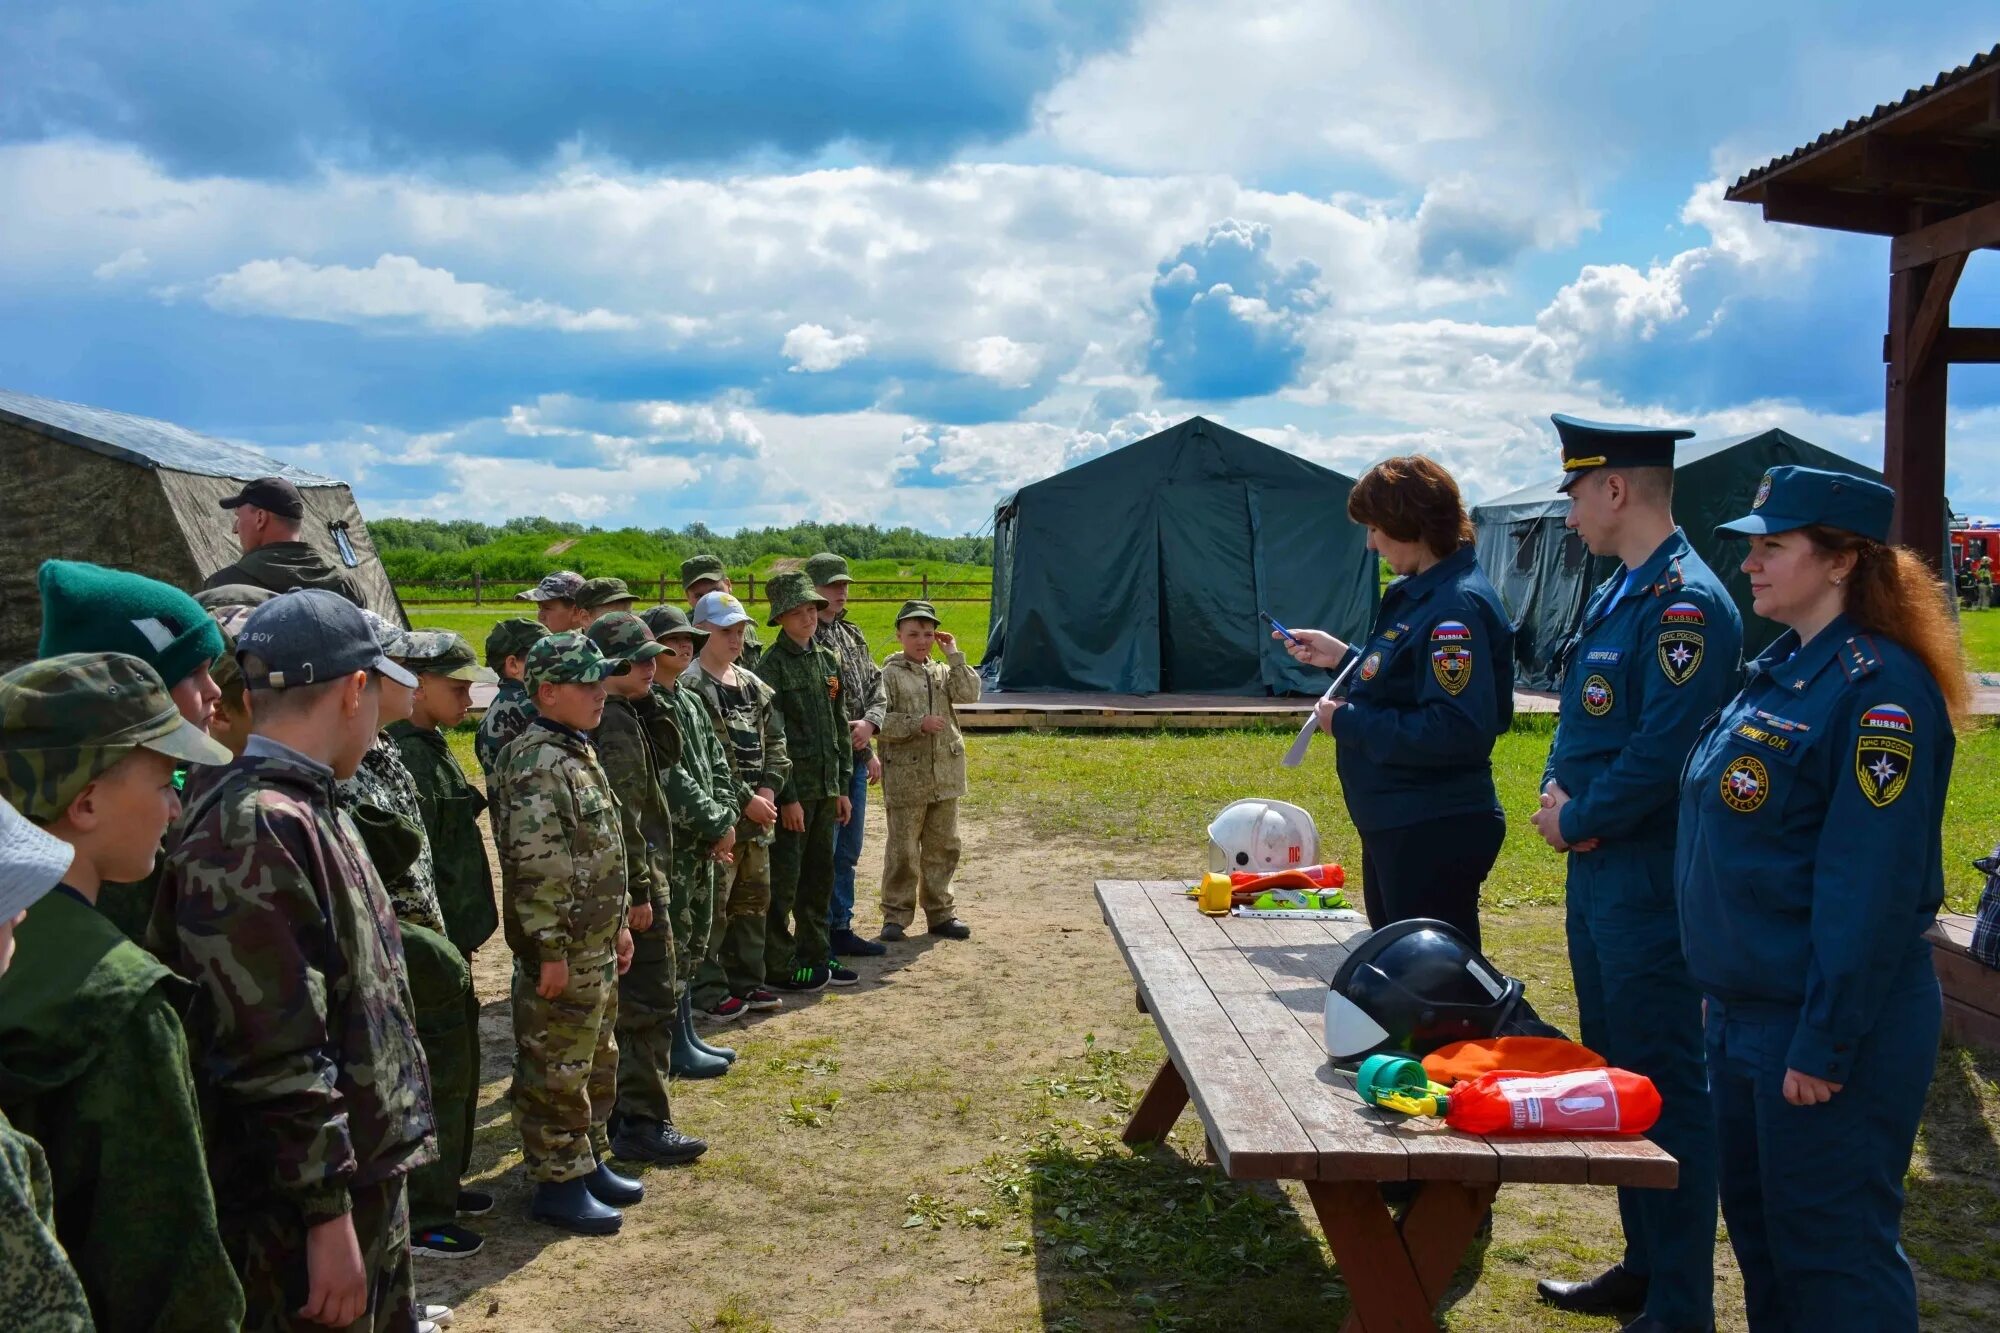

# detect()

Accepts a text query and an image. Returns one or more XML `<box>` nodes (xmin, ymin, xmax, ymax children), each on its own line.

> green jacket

<box><xmin>201</xmin><ymin>541</ymin><xmax>365</xmax><ymax>607</ymax></box>
<box><xmin>657</xmin><ymin>681</ymin><xmax>739</xmax><ymax>845</ymax></box>
<box><xmin>0</xmin><ymin>1108</ymin><xmax>91</xmax><ymax>1333</ymax></box>
<box><xmin>753</xmin><ymin>631</ymin><xmax>854</xmax><ymax>803</ymax></box>
<box><xmin>389</xmin><ymin>721</ymin><xmax>498</xmax><ymax>957</ymax></box>
<box><xmin>591</xmin><ymin>694</ymin><xmax>676</xmax><ymax>921</ymax></box>
<box><xmin>0</xmin><ymin>890</ymin><xmax>244</xmax><ymax>1331</ymax></box>
<box><xmin>476</xmin><ymin>679</ymin><xmax>538</xmax><ymax>778</ymax></box>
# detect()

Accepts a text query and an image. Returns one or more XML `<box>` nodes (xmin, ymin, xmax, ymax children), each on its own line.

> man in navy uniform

<box><xmin>1528</xmin><ymin>415</ymin><xmax>1742</xmax><ymax>1333</ymax></box>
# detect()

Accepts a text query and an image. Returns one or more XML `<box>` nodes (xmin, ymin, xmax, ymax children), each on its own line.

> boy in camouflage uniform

<box><xmin>163</xmin><ymin>590</ymin><xmax>437</xmax><ymax>1333</ymax></box>
<box><xmin>587</xmin><ymin>612</ymin><xmax>717</xmax><ymax>1157</ymax></box>
<box><xmin>682</xmin><ymin>554</ymin><xmax>763</xmax><ymax>669</ymax></box>
<box><xmin>516</xmin><ymin>570</ymin><xmax>589</xmax><ymax>635</ymax></box>
<box><xmin>337</xmin><ymin>613</ymin><xmax>447</xmax><ymax>935</ymax></box>
<box><xmin>805</xmin><ymin>553</ymin><xmax>889</xmax><ymax>958</ymax></box>
<box><xmin>686</xmin><ymin>592</ymin><xmax>788</xmax><ymax>1020</ymax></box>
<box><xmin>877</xmin><ymin>602</ymin><xmax>981</xmax><ymax>942</ymax></box>
<box><xmin>0</xmin><ymin>653</ymin><xmax>245</xmax><ymax>1331</ymax></box>
<box><xmin>491</xmin><ymin>632</ymin><xmax>645</xmax><ymax>1235</ymax></box>
<box><xmin>475</xmin><ymin>618</ymin><xmax>547</xmax><ymax>778</ymax></box>
<box><xmin>757</xmin><ymin>572</ymin><xmax>855</xmax><ymax>992</ymax></box>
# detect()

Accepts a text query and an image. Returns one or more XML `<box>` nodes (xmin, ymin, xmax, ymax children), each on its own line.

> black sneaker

<box><xmin>879</xmin><ymin>922</ymin><xmax>908</xmax><ymax>942</ymax></box>
<box><xmin>831</xmin><ymin>927</ymin><xmax>888</xmax><ymax>957</ymax></box>
<box><xmin>928</xmin><ymin>918</ymin><xmax>972</xmax><ymax>940</ymax></box>
<box><xmin>743</xmin><ymin>987</ymin><xmax>783</xmax><ymax>1011</ymax></box>
<box><xmin>411</xmin><ymin>1223</ymin><xmax>484</xmax><ymax>1260</ymax></box>
<box><xmin>612</xmin><ymin>1117</ymin><xmax>709</xmax><ymax>1166</ymax></box>
<box><xmin>455</xmin><ymin>1189</ymin><xmax>494</xmax><ymax>1217</ymax></box>
<box><xmin>774</xmin><ymin>964</ymin><xmax>829</xmax><ymax>992</ymax></box>
<box><xmin>826</xmin><ymin>960</ymin><xmax>859</xmax><ymax>986</ymax></box>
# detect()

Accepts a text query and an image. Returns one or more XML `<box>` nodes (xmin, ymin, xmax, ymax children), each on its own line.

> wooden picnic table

<box><xmin>1096</xmin><ymin>879</ymin><xmax>1679</xmax><ymax>1333</ymax></box>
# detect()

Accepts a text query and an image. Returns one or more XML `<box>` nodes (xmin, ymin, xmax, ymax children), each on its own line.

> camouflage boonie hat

<box><xmin>484</xmin><ymin>617</ymin><xmax>547</xmax><ymax>671</ymax></box>
<box><xmin>805</xmin><ymin>552</ymin><xmax>853</xmax><ymax>586</ymax></box>
<box><xmin>680</xmin><ymin>554</ymin><xmax>727</xmax><ymax>591</ymax></box>
<box><xmin>524</xmin><ymin>631</ymin><xmax>630</xmax><ymax>688</ymax></box>
<box><xmin>402</xmin><ymin>631</ymin><xmax>498</xmax><ymax>683</ymax></box>
<box><xmin>641</xmin><ymin>604</ymin><xmax>709</xmax><ymax>643</ymax></box>
<box><xmin>518</xmin><ymin>570</ymin><xmax>585</xmax><ymax>603</ymax></box>
<box><xmin>0</xmin><ymin>652</ymin><xmax>233</xmax><ymax>820</ymax></box>
<box><xmin>586</xmin><ymin>612</ymin><xmax>667</xmax><ymax>663</ymax></box>
<box><xmin>895</xmin><ymin>599</ymin><xmax>941</xmax><ymax>625</ymax></box>
<box><xmin>764</xmin><ymin>570</ymin><xmax>829</xmax><ymax>625</ymax></box>
<box><xmin>576</xmin><ymin>576</ymin><xmax>635</xmax><ymax>610</ymax></box>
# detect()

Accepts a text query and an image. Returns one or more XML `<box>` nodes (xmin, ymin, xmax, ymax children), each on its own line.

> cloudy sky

<box><xmin>4</xmin><ymin>2</ymin><xmax>1998</xmax><ymax>533</ymax></box>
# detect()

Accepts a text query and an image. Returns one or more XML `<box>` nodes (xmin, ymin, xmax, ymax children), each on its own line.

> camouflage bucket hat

<box><xmin>524</xmin><ymin>631</ymin><xmax>631</xmax><ymax>688</ymax></box>
<box><xmin>0</xmin><ymin>652</ymin><xmax>233</xmax><ymax>820</ymax></box>
<box><xmin>575</xmin><ymin>576</ymin><xmax>635</xmax><ymax>610</ymax></box>
<box><xmin>679</xmin><ymin>553</ymin><xmax>727</xmax><ymax>590</ymax></box>
<box><xmin>518</xmin><ymin>570</ymin><xmax>585</xmax><ymax>603</ymax></box>
<box><xmin>641</xmin><ymin>604</ymin><xmax>709</xmax><ymax>644</ymax></box>
<box><xmin>586</xmin><ymin>611</ymin><xmax>667</xmax><ymax>663</ymax></box>
<box><xmin>895</xmin><ymin>599</ymin><xmax>941</xmax><ymax>626</ymax></box>
<box><xmin>402</xmin><ymin>631</ymin><xmax>498</xmax><ymax>683</ymax></box>
<box><xmin>805</xmin><ymin>552</ymin><xmax>854</xmax><ymax>586</ymax></box>
<box><xmin>764</xmin><ymin>570</ymin><xmax>829</xmax><ymax>625</ymax></box>
<box><xmin>485</xmin><ymin>617</ymin><xmax>548</xmax><ymax>671</ymax></box>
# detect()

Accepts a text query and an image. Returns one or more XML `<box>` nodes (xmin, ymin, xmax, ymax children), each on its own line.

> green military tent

<box><xmin>1471</xmin><ymin>427</ymin><xmax>1883</xmax><ymax>688</ymax></box>
<box><xmin>983</xmin><ymin>416</ymin><xmax>1376</xmax><ymax>694</ymax></box>
<box><xmin>0</xmin><ymin>387</ymin><xmax>405</xmax><ymax>670</ymax></box>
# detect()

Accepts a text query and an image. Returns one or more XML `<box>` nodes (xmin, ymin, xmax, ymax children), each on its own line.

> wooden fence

<box><xmin>399</xmin><ymin>573</ymin><xmax>991</xmax><ymax>606</ymax></box>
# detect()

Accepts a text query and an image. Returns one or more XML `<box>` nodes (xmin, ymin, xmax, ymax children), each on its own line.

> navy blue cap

<box><xmin>1552</xmin><ymin>414</ymin><xmax>1695</xmax><ymax>493</ymax></box>
<box><xmin>1715</xmin><ymin>465</ymin><xmax>1895</xmax><ymax>544</ymax></box>
<box><xmin>235</xmin><ymin>589</ymin><xmax>419</xmax><ymax>691</ymax></box>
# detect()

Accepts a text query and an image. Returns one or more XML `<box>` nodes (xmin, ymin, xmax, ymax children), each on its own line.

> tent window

<box><xmin>1559</xmin><ymin>530</ymin><xmax>1587</xmax><ymax>573</ymax></box>
<box><xmin>1511</xmin><ymin>523</ymin><xmax>1539</xmax><ymax>573</ymax></box>
<box><xmin>329</xmin><ymin>521</ymin><xmax>359</xmax><ymax>568</ymax></box>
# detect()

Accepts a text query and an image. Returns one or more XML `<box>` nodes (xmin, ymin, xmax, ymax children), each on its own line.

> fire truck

<box><xmin>1949</xmin><ymin>517</ymin><xmax>1998</xmax><ymax>606</ymax></box>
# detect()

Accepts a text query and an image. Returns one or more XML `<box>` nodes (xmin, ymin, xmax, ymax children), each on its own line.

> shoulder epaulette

<box><xmin>1647</xmin><ymin>559</ymin><xmax>1687</xmax><ymax>598</ymax></box>
<box><xmin>1839</xmin><ymin>634</ymin><xmax>1882</xmax><ymax>681</ymax></box>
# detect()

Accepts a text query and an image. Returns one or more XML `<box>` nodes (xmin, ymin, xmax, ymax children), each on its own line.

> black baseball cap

<box><xmin>235</xmin><ymin>589</ymin><xmax>418</xmax><ymax>690</ymax></box>
<box><xmin>219</xmin><ymin>476</ymin><xmax>306</xmax><ymax>520</ymax></box>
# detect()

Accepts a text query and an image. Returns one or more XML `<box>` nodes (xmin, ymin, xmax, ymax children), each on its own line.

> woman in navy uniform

<box><xmin>1280</xmin><ymin>455</ymin><xmax>1513</xmax><ymax>947</ymax></box>
<box><xmin>1679</xmin><ymin>466</ymin><xmax>1968</xmax><ymax>1332</ymax></box>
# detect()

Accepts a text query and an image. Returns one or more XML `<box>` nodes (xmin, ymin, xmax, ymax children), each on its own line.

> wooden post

<box><xmin>659</xmin><ymin>572</ymin><xmax>668</xmax><ymax>605</ymax></box>
<box><xmin>1885</xmin><ymin>259</ymin><xmax>1954</xmax><ymax>566</ymax></box>
<box><xmin>472</xmin><ymin>571</ymin><xmax>482</xmax><ymax>606</ymax></box>
<box><xmin>922</xmin><ymin>573</ymin><xmax>929</xmax><ymax>600</ymax></box>
<box><xmin>747</xmin><ymin>573</ymin><xmax>756</xmax><ymax>602</ymax></box>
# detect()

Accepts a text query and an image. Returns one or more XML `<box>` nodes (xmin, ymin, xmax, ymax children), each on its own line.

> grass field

<box><xmin>430</xmin><ymin>719</ymin><xmax>2000</xmax><ymax>1330</ymax></box>
<box><xmin>1962</xmin><ymin>606</ymin><xmax>2000</xmax><ymax>672</ymax></box>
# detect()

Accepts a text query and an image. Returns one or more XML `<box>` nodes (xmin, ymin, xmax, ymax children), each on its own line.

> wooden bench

<box><xmin>1928</xmin><ymin>912</ymin><xmax>2000</xmax><ymax>1050</ymax></box>
<box><xmin>1097</xmin><ymin>879</ymin><xmax>1678</xmax><ymax>1333</ymax></box>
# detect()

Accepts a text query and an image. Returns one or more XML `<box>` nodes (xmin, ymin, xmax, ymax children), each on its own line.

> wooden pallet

<box><xmin>1929</xmin><ymin>913</ymin><xmax>2000</xmax><ymax>1050</ymax></box>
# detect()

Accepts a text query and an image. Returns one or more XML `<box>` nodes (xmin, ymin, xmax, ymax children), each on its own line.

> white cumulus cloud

<box><xmin>953</xmin><ymin>335</ymin><xmax>1044</xmax><ymax>387</ymax></box>
<box><xmin>201</xmin><ymin>253</ymin><xmax>643</xmax><ymax>333</ymax></box>
<box><xmin>782</xmin><ymin>322</ymin><xmax>871</xmax><ymax>372</ymax></box>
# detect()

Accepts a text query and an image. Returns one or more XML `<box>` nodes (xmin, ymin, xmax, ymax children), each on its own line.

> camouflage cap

<box><xmin>484</xmin><ymin>617</ymin><xmax>547</xmax><ymax>671</ymax></box>
<box><xmin>764</xmin><ymin>570</ymin><xmax>829</xmax><ymax>625</ymax></box>
<box><xmin>359</xmin><ymin>608</ymin><xmax>418</xmax><ymax>661</ymax></box>
<box><xmin>640</xmin><ymin>604</ymin><xmax>709</xmax><ymax>643</ymax></box>
<box><xmin>575</xmin><ymin>576</ymin><xmax>635</xmax><ymax>610</ymax></box>
<box><xmin>0</xmin><ymin>652</ymin><xmax>233</xmax><ymax>820</ymax></box>
<box><xmin>805</xmin><ymin>552</ymin><xmax>854</xmax><ymax>586</ymax></box>
<box><xmin>585</xmin><ymin>611</ymin><xmax>667</xmax><ymax>663</ymax></box>
<box><xmin>679</xmin><ymin>554</ymin><xmax>727</xmax><ymax>591</ymax></box>
<box><xmin>517</xmin><ymin>570</ymin><xmax>585</xmax><ymax>603</ymax></box>
<box><xmin>524</xmin><ymin>631</ymin><xmax>630</xmax><ymax>688</ymax></box>
<box><xmin>402</xmin><ymin>631</ymin><xmax>498</xmax><ymax>683</ymax></box>
<box><xmin>895</xmin><ymin>599</ymin><xmax>941</xmax><ymax>626</ymax></box>
<box><xmin>193</xmin><ymin>584</ymin><xmax>278</xmax><ymax>611</ymax></box>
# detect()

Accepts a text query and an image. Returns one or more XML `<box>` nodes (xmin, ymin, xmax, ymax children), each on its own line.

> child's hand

<box><xmin>836</xmin><ymin>795</ymin><xmax>853</xmax><ymax>826</ymax></box>
<box><xmin>780</xmin><ymin>801</ymin><xmax>806</xmax><ymax>833</ymax></box>
<box><xmin>301</xmin><ymin>1214</ymin><xmax>366</xmax><ymax>1328</ymax></box>
<box><xmin>537</xmin><ymin>958</ymin><xmax>570</xmax><ymax>999</ymax></box>
<box><xmin>920</xmin><ymin>714</ymin><xmax>946</xmax><ymax>734</ymax></box>
<box><xmin>628</xmin><ymin>902</ymin><xmax>653</xmax><ymax>934</ymax></box>
<box><xmin>935</xmin><ymin>630</ymin><xmax>957</xmax><ymax>653</ymax></box>
<box><xmin>615</xmin><ymin>927</ymin><xmax>635</xmax><ymax>975</ymax></box>
<box><xmin>866</xmin><ymin>751</ymin><xmax>882</xmax><ymax>785</ymax></box>
<box><xmin>711</xmin><ymin>827</ymin><xmax>737</xmax><ymax>860</ymax></box>
<box><xmin>745</xmin><ymin>792</ymin><xmax>778</xmax><ymax>826</ymax></box>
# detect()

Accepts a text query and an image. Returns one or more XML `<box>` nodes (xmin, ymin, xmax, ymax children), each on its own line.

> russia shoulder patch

<box><xmin>1430</xmin><ymin>621</ymin><xmax>1472</xmax><ymax>696</ymax></box>
<box><xmin>1860</xmin><ymin>703</ymin><xmax>1913</xmax><ymax>733</ymax></box>
<box><xmin>1855</xmin><ymin>733</ymin><xmax>1913</xmax><ymax>808</ymax></box>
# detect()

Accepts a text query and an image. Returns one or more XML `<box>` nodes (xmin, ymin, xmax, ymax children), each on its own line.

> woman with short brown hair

<box><xmin>1279</xmin><ymin>455</ymin><xmax>1513</xmax><ymax>948</ymax></box>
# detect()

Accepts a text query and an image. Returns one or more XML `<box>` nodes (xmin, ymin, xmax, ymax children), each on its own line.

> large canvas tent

<box><xmin>0</xmin><ymin>387</ymin><xmax>404</xmax><ymax>669</ymax></box>
<box><xmin>983</xmin><ymin>416</ymin><xmax>1376</xmax><ymax>695</ymax></box>
<box><xmin>1471</xmin><ymin>427</ymin><xmax>1883</xmax><ymax>688</ymax></box>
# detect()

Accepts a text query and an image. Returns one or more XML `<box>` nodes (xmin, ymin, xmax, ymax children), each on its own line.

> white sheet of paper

<box><xmin>1280</xmin><ymin>653</ymin><xmax>1361</xmax><ymax>768</ymax></box>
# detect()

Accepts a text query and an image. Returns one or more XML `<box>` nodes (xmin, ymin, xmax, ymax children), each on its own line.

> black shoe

<box><xmin>680</xmin><ymin>991</ymin><xmax>736</xmax><ymax>1063</ymax></box>
<box><xmin>774</xmin><ymin>964</ymin><xmax>829</xmax><ymax>992</ymax></box>
<box><xmin>878</xmin><ymin>922</ymin><xmax>907</xmax><ymax>942</ymax></box>
<box><xmin>928</xmin><ymin>918</ymin><xmax>972</xmax><ymax>940</ymax></box>
<box><xmin>529</xmin><ymin>1178</ymin><xmax>622</xmax><ymax>1236</ymax></box>
<box><xmin>411</xmin><ymin>1222</ymin><xmax>484</xmax><ymax>1259</ymax></box>
<box><xmin>827</xmin><ymin>960</ymin><xmax>859</xmax><ymax>986</ymax></box>
<box><xmin>583</xmin><ymin>1160</ymin><xmax>644</xmax><ymax>1207</ymax></box>
<box><xmin>1537</xmin><ymin>1263</ymin><xmax>1648</xmax><ymax>1316</ymax></box>
<box><xmin>455</xmin><ymin>1189</ymin><xmax>494</xmax><ymax>1217</ymax></box>
<box><xmin>1619</xmin><ymin>1318</ymin><xmax>1714</xmax><ymax>1333</ymax></box>
<box><xmin>831</xmin><ymin>927</ymin><xmax>888</xmax><ymax>957</ymax></box>
<box><xmin>611</xmin><ymin>1117</ymin><xmax>709</xmax><ymax>1166</ymax></box>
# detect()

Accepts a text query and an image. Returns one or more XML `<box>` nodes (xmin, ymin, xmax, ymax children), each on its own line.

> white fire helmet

<box><xmin>1206</xmin><ymin>798</ymin><xmax>1319</xmax><ymax>874</ymax></box>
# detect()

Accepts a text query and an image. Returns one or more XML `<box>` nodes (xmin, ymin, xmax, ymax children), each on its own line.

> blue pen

<box><xmin>1260</xmin><ymin>610</ymin><xmax>1302</xmax><ymax>645</ymax></box>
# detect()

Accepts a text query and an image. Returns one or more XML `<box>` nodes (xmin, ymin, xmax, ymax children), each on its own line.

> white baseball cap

<box><xmin>691</xmin><ymin>591</ymin><xmax>753</xmax><ymax>630</ymax></box>
<box><xmin>1</xmin><ymin>796</ymin><xmax>73</xmax><ymax>924</ymax></box>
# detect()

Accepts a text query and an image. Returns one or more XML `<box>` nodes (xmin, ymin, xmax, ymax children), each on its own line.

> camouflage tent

<box><xmin>0</xmin><ymin>387</ymin><xmax>405</xmax><ymax>669</ymax></box>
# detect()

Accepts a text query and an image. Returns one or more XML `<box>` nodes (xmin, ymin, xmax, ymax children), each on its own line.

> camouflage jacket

<box><xmin>492</xmin><ymin>719</ymin><xmax>629</xmax><ymax>965</ymax></box>
<box><xmin>591</xmin><ymin>695</ymin><xmax>675</xmax><ymax>921</ymax></box>
<box><xmin>388</xmin><ymin>721</ymin><xmax>498</xmax><ymax>958</ymax></box>
<box><xmin>686</xmin><ymin>660</ymin><xmax>791</xmax><ymax>844</ymax></box>
<box><xmin>164</xmin><ymin>747</ymin><xmax>436</xmax><ymax>1224</ymax></box>
<box><xmin>0</xmin><ymin>1109</ymin><xmax>91</xmax><ymax>1333</ymax></box>
<box><xmin>755</xmin><ymin>631</ymin><xmax>854</xmax><ymax>803</ymax></box>
<box><xmin>476</xmin><ymin>679</ymin><xmax>537</xmax><ymax>778</ymax></box>
<box><xmin>879</xmin><ymin>648</ymin><xmax>982</xmax><ymax>806</ymax></box>
<box><xmin>337</xmin><ymin>734</ymin><xmax>447</xmax><ymax>936</ymax></box>
<box><xmin>656</xmin><ymin>681</ymin><xmax>739</xmax><ymax>846</ymax></box>
<box><xmin>812</xmin><ymin>615</ymin><xmax>888</xmax><ymax>733</ymax></box>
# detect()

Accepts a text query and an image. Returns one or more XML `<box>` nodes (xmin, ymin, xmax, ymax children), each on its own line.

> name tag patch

<box><xmin>1731</xmin><ymin>720</ymin><xmax>1794</xmax><ymax>755</ymax></box>
<box><xmin>1583</xmin><ymin>648</ymin><xmax>1624</xmax><ymax>666</ymax></box>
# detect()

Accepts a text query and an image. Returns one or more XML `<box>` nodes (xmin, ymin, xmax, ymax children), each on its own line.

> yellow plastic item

<box><xmin>1197</xmin><ymin>872</ymin><xmax>1236</xmax><ymax>916</ymax></box>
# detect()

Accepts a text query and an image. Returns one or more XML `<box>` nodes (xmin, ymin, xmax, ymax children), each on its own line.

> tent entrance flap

<box><xmin>1157</xmin><ymin>483</ymin><xmax>1261</xmax><ymax>693</ymax></box>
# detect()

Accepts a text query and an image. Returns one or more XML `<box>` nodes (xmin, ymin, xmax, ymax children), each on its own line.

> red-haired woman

<box><xmin>1279</xmin><ymin>455</ymin><xmax>1514</xmax><ymax>949</ymax></box>
<box><xmin>1679</xmin><ymin>465</ymin><xmax>1968</xmax><ymax>1332</ymax></box>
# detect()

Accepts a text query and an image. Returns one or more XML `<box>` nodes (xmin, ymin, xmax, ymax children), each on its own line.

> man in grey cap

<box><xmin>518</xmin><ymin>570</ymin><xmax>590</xmax><ymax>634</ymax></box>
<box><xmin>202</xmin><ymin>476</ymin><xmax>366</xmax><ymax>606</ymax></box>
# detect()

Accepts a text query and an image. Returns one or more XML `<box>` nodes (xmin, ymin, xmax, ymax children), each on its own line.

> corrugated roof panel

<box><xmin>0</xmin><ymin>387</ymin><xmax>342</xmax><ymax>486</ymax></box>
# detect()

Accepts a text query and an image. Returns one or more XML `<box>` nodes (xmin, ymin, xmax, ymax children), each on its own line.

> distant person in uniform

<box><xmin>1978</xmin><ymin>553</ymin><xmax>1993</xmax><ymax>610</ymax></box>
<box><xmin>202</xmin><ymin>476</ymin><xmax>365</xmax><ymax>606</ymax></box>
<box><xmin>575</xmin><ymin>578</ymin><xmax>637</xmax><ymax>620</ymax></box>
<box><xmin>1681</xmin><ymin>467</ymin><xmax>1968</xmax><ymax>1333</ymax></box>
<box><xmin>681</xmin><ymin>555</ymin><xmax>763</xmax><ymax>668</ymax></box>
<box><xmin>806</xmin><ymin>553</ymin><xmax>890</xmax><ymax>959</ymax></box>
<box><xmin>876</xmin><ymin>600</ymin><xmax>980</xmax><ymax>943</ymax></box>
<box><xmin>476</xmin><ymin>618</ymin><xmax>549</xmax><ymax>778</ymax></box>
<box><xmin>517</xmin><ymin>571</ymin><xmax>589</xmax><ymax>635</ymax></box>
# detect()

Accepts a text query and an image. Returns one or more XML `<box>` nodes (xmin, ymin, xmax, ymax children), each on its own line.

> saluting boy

<box><xmin>876</xmin><ymin>601</ymin><xmax>980</xmax><ymax>942</ymax></box>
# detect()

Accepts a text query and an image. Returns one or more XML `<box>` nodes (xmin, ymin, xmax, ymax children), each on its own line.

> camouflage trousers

<box><xmin>226</xmin><ymin>1176</ymin><xmax>413</xmax><ymax>1333</ymax></box>
<box><xmin>408</xmin><ymin>982</ymin><xmax>479</xmax><ymax>1232</ymax></box>
<box><xmin>614</xmin><ymin>922</ymin><xmax>676</xmax><ymax>1123</ymax></box>
<box><xmin>510</xmin><ymin>955</ymin><xmax>618</xmax><ymax>1183</ymax></box>
<box><xmin>691</xmin><ymin>837</ymin><xmax>771</xmax><ymax>1006</ymax></box>
<box><xmin>670</xmin><ymin>845</ymin><xmax>720</xmax><ymax>989</ymax></box>
<box><xmin>880</xmin><ymin>798</ymin><xmax>962</xmax><ymax>928</ymax></box>
<box><xmin>769</xmin><ymin>798</ymin><xmax>840</xmax><ymax>978</ymax></box>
